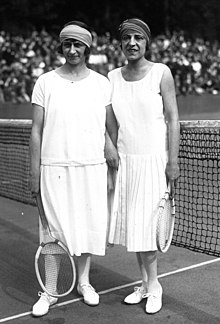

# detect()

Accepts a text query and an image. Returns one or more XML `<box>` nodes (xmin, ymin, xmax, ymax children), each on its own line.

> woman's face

<box><xmin>121</xmin><ymin>30</ymin><xmax>147</xmax><ymax>61</ymax></box>
<box><xmin>62</xmin><ymin>38</ymin><xmax>87</xmax><ymax>65</ymax></box>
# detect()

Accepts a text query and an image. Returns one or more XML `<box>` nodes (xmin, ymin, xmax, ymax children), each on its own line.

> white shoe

<box><xmin>77</xmin><ymin>283</ymin><xmax>99</xmax><ymax>306</ymax></box>
<box><xmin>145</xmin><ymin>284</ymin><xmax>163</xmax><ymax>314</ymax></box>
<box><xmin>32</xmin><ymin>292</ymin><xmax>58</xmax><ymax>317</ymax></box>
<box><xmin>124</xmin><ymin>286</ymin><xmax>147</xmax><ymax>304</ymax></box>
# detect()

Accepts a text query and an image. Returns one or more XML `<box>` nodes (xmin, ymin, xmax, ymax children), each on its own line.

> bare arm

<box><xmin>160</xmin><ymin>67</ymin><xmax>180</xmax><ymax>193</ymax></box>
<box><xmin>29</xmin><ymin>103</ymin><xmax>44</xmax><ymax>196</ymax></box>
<box><xmin>105</xmin><ymin>104</ymin><xmax>119</xmax><ymax>169</ymax></box>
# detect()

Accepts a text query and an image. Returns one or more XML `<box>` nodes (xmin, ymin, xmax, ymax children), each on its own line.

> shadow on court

<box><xmin>0</xmin><ymin>196</ymin><xmax>220</xmax><ymax>324</ymax></box>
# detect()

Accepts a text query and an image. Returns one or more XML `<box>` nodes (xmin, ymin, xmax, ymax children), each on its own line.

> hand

<box><xmin>165</xmin><ymin>162</ymin><xmax>180</xmax><ymax>197</ymax></box>
<box><xmin>29</xmin><ymin>174</ymin><xmax>40</xmax><ymax>197</ymax></box>
<box><xmin>104</xmin><ymin>144</ymin><xmax>119</xmax><ymax>169</ymax></box>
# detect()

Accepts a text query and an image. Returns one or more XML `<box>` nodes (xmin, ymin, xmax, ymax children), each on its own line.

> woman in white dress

<box><xmin>30</xmin><ymin>20</ymin><xmax>118</xmax><ymax>317</ymax></box>
<box><xmin>108</xmin><ymin>18</ymin><xmax>180</xmax><ymax>314</ymax></box>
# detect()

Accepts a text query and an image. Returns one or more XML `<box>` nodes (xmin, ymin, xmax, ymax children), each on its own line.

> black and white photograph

<box><xmin>0</xmin><ymin>1</ymin><xmax>220</xmax><ymax>323</ymax></box>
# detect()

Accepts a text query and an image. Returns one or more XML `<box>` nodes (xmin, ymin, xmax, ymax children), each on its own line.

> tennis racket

<box><xmin>156</xmin><ymin>183</ymin><xmax>175</xmax><ymax>253</ymax></box>
<box><xmin>35</xmin><ymin>194</ymin><xmax>76</xmax><ymax>298</ymax></box>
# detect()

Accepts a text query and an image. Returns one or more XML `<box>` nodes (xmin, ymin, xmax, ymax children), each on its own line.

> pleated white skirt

<box><xmin>108</xmin><ymin>152</ymin><xmax>168</xmax><ymax>252</ymax></box>
<box><xmin>39</xmin><ymin>163</ymin><xmax>108</xmax><ymax>256</ymax></box>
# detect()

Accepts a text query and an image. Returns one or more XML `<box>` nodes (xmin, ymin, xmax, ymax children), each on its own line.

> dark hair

<box><xmin>64</xmin><ymin>20</ymin><xmax>92</xmax><ymax>33</ymax></box>
<box><xmin>57</xmin><ymin>20</ymin><xmax>92</xmax><ymax>58</ymax></box>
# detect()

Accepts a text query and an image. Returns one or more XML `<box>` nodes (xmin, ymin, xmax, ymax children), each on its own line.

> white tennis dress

<box><xmin>32</xmin><ymin>69</ymin><xmax>111</xmax><ymax>256</ymax></box>
<box><xmin>108</xmin><ymin>63</ymin><xmax>169</xmax><ymax>252</ymax></box>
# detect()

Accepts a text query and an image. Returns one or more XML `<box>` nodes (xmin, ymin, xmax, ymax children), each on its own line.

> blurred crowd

<box><xmin>0</xmin><ymin>28</ymin><xmax>219</xmax><ymax>103</ymax></box>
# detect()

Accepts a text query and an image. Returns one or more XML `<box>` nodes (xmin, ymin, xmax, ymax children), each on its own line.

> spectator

<box><xmin>0</xmin><ymin>28</ymin><xmax>219</xmax><ymax>103</ymax></box>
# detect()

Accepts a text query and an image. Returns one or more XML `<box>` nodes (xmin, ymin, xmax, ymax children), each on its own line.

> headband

<box><xmin>119</xmin><ymin>18</ymin><xmax>151</xmax><ymax>45</ymax></box>
<box><xmin>59</xmin><ymin>25</ymin><xmax>92</xmax><ymax>48</ymax></box>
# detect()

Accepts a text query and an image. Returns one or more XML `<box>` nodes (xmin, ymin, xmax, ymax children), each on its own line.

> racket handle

<box><xmin>167</xmin><ymin>182</ymin><xmax>175</xmax><ymax>199</ymax></box>
<box><xmin>36</xmin><ymin>194</ymin><xmax>49</xmax><ymax>230</ymax></box>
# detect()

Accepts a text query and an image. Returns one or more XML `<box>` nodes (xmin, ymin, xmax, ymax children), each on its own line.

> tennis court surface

<box><xmin>0</xmin><ymin>195</ymin><xmax>220</xmax><ymax>323</ymax></box>
<box><xmin>1</xmin><ymin>96</ymin><xmax>220</xmax><ymax>323</ymax></box>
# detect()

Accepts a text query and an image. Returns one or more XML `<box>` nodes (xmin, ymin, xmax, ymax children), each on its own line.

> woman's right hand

<box><xmin>29</xmin><ymin>173</ymin><xmax>40</xmax><ymax>197</ymax></box>
<box><xmin>104</xmin><ymin>142</ymin><xmax>119</xmax><ymax>169</ymax></box>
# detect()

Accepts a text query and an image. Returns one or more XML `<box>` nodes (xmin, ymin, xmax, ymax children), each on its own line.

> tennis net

<box><xmin>173</xmin><ymin>120</ymin><xmax>220</xmax><ymax>256</ymax></box>
<box><xmin>0</xmin><ymin>119</ymin><xmax>34</xmax><ymax>205</ymax></box>
<box><xmin>0</xmin><ymin>119</ymin><xmax>220</xmax><ymax>256</ymax></box>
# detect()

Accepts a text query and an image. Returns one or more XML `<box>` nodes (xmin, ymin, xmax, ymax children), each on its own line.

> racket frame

<box><xmin>156</xmin><ymin>184</ymin><xmax>175</xmax><ymax>253</ymax></box>
<box><xmin>35</xmin><ymin>193</ymin><xmax>76</xmax><ymax>298</ymax></box>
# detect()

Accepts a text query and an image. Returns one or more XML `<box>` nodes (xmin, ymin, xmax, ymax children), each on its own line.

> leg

<box><xmin>45</xmin><ymin>253</ymin><xmax>61</xmax><ymax>294</ymax></box>
<box><xmin>124</xmin><ymin>252</ymin><xmax>148</xmax><ymax>305</ymax></box>
<box><xmin>126</xmin><ymin>251</ymin><xmax>159</xmax><ymax>296</ymax></box>
<box><xmin>139</xmin><ymin>250</ymin><xmax>160</xmax><ymax>293</ymax></box>
<box><xmin>124</xmin><ymin>250</ymin><xmax>162</xmax><ymax>313</ymax></box>
<box><xmin>76</xmin><ymin>253</ymin><xmax>99</xmax><ymax>306</ymax></box>
<box><xmin>32</xmin><ymin>252</ymin><xmax>59</xmax><ymax>317</ymax></box>
<box><xmin>140</xmin><ymin>251</ymin><xmax>162</xmax><ymax>314</ymax></box>
<box><xmin>136</xmin><ymin>252</ymin><xmax>148</xmax><ymax>288</ymax></box>
<box><xmin>77</xmin><ymin>253</ymin><xmax>91</xmax><ymax>285</ymax></box>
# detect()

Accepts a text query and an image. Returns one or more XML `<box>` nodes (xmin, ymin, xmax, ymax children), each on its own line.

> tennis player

<box><xmin>30</xmin><ymin>20</ymin><xmax>118</xmax><ymax>317</ymax></box>
<box><xmin>107</xmin><ymin>18</ymin><xmax>180</xmax><ymax>314</ymax></box>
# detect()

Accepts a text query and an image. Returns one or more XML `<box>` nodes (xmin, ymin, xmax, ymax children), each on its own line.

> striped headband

<box><xmin>119</xmin><ymin>18</ymin><xmax>151</xmax><ymax>45</ymax></box>
<box><xmin>59</xmin><ymin>25</ymin><xmax>92</xmax><ymax>48</ymax></box>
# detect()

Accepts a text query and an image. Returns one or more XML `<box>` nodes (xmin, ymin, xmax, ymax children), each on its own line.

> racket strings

<box><xmin>38</xmin><ymin>243</ymin><xmax>74</xmax><ymax>296</ymax></box>
<box><xmin>157</xmin><ymin>195</ymin><xmax>175</xmax><ymax>252</ymax></box>
<box><xmin>160</xmin><ymin>200</ymin><xmax>171</xmax><ymax>245</ymax></box>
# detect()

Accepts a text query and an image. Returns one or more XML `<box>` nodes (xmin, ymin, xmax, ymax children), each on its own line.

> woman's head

<box><xmin>57</xmin><ymin>21</ymin><xmax>92</xmax><ymax>58</ymax></box>
<box><xmin>119</xmin><ymin>18</ymin><xmax>151</xmax><ymax>49</ymax></box>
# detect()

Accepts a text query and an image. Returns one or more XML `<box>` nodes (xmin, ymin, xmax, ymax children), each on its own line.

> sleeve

<box><xmin>107</xmin><ymin>71</ymin><xmax>114</xmax><ymax>103</ymax></box>
<box><xmin>107</xmin><ymin>70</ymin><xmax>112</xmax><ymax>81</ymax></box>
<box><xmin>31</xmin><ymin>75</ymin><xmax>45</xmax><ymax>108</ymax></box>
<box><xmin>101</xmin><ymin>75</ymin><xmax>112</xmax><ymax>107</ymax></box>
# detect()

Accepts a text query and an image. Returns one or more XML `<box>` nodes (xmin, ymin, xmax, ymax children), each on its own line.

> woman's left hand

<box><xmin>165</xmin><ymin>162</ymin><xmax>180</xmax><ymax>196</ymax></box>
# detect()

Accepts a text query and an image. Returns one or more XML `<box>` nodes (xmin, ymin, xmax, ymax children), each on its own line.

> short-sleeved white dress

<box><xmin>32</xmin><ymin>69</ymin><xmax>111</xmax><ymax>256</ymax></box>
<box><xmin>108</xmin><ymin>63</ymin><xmax>169</xmax><ymax>252</ymax></box>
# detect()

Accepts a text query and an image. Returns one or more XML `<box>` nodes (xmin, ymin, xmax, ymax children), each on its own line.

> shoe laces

<box><xmin>134</xmin><ymin>286</ymin><xmax>147</xmax><ymax>298</ymax></box>
<box><xmin>37</xmin><ymin>291</ymin><xmax>56</xmax><ymax>303</ymax></box>
<box><xmin>37</xmin><ymin>292</ymin><xmax>50</xmax><ymax>301</ymax></box>
<box><xmin>80</xmin><ymin>284</ymin><xmax>96</xmax><ymax>295</ymax></box>
<box><xmin>143</xmin><ymin>292</ymin><xmax>155</xmax><ymax>299</ymax></box>
<box><xmin>143</xmin><ymin>290</ymin><xmax>161</xmax><ymax>300</ymax></box>
<box><xmin>38</xmin><ymin>291</ymin><xmax>47</xmax><ymax>298</ymax></box>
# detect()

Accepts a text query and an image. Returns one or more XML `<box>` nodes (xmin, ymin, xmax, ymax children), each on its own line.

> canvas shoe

<box><xmin>77</xmin><ymin>283</ymin><xmax>99</xmax><ymax>306</ymax></box>
<box><xmin>145</xmin><ymin>284</ymin><xmax>163</xmax><ymax>314</ymax></box>
<box><xmin>124</xmin><ymin>286</ymin><xmax>147</xmax><ymax>304</ymax></box>
<box><xmin>32</xmin><ymin>292</ymin><xmax>58</xmax><ymax>317</ymax></box>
